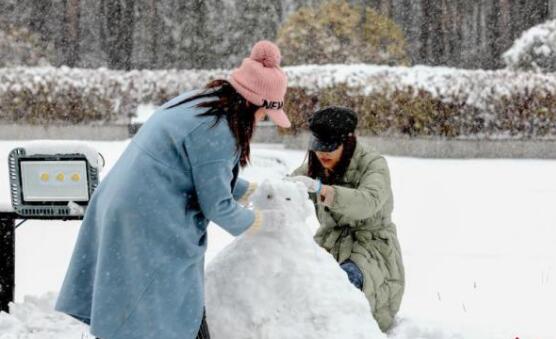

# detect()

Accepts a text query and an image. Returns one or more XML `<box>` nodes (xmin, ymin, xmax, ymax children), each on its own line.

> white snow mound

<box><xmin>0</xmin><ymin>293</ymin><xmax>91</xmax><ymax>339</ymax></box>
<box><xmin>205</xmin><ymin>179</ymin><xmax>385</xmax><ymax>339</ymax></box>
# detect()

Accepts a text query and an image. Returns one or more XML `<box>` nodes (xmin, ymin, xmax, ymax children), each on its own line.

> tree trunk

<box><xmin>398</xmin><ymin>0</ymin><xmax>413</xmax><ymax>36</ymax></box>
<box><xmin>62</xmin><ymin>0</ymin><xmax>81</xmax><ymax>67</ymax></box>
<box><xmin>99</xmin><ymin>0</ymin><xmax>107</xmax><ymax>54</ymax></box>
<box><xmin>104</xmin><ymin>0</ymin><xmax>123</xmax><ymax>68</ymax></box>
<box><xmin>498</xmin><ymin>0</ymin><xmax>512</xmax><ymax>52</ymax></box>
<box><xmin>121</xmin><ymin>0</ymin><xmax>135</xmax><ymax>70</ymax></box>
<box><xmin>419</xmin><ymin>0</ymin><xmax>431</xmax><ymax>62</ymax></box>
<box><xmin>190</xmin><ymin>0</ymin><xmax>208</xmax><ymax>68</ymax></box>
<box><xmin>102</xmin><ymin>0</ymin><xmax>134</xmax><ymax>70</ymax></box>
<box><xmin>477</xmin><ymin>0</ymin><xmax>484</xmax><ymax>66</ymax></box>
<box><xmin>484</xmin><ymin>0</ymin><xmax>500</xmax><ymax>68</ymax></box>
<box><xmin>510</xmin><ymin>0</ymin><xmax>526</xmax><ymax>41</ymax></box>
<box><xmin>147</xmin><ymin>0</ymin><xmax>159</xmax><ymax>67</ymax></box>
<box><xmin>429</xmin><ymin>0</ymin><xmax>444</xmax><ymax>65</ymax></box>
<box><xmin>445</xmin><ymin>0</ymin><xmax>463</xmax><ymax>66</ymax></box>
<box><xmin>29</xmin><ymin>0</ymin><xmax>53</xmax><ymax>44</ymax></box>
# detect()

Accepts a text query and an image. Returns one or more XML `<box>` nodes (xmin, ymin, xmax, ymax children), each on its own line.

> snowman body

<box><xmin>205</xmin><ymin>180</ymin><xmax>385</xmax><ymax>339</ymax></box>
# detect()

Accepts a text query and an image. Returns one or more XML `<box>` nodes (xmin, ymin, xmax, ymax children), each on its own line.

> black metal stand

<box><xmin>0</xmin><ymin>212</ymin><xmax>83</xmax><ymax>313</ymax></box>
<box><xmin>0</xmin><ymin>212</ymin><xmax>16</xmax><ymax>313</ymax></box>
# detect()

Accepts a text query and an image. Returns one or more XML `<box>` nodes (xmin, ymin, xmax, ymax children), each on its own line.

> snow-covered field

<box><xmin>0</xmin><ymin>140</ymin><xmax>555</xmax><ymax>339</ymax></box>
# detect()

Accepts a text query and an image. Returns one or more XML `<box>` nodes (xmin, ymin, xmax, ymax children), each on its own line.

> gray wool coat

<box><xmin>56</xmin><ymin>91</ymin><xmax>254</xmax><ymax>339</ymax></box>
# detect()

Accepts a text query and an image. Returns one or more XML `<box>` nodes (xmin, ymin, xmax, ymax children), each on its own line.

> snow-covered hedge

<box><xmin>286</xmin><ymin>65</ymin><xmax>556</xmax><ymax>139</ymax></box>
<box><xmin>503</xmin><ymin>20</ymin><xmax>556</xmax><ymax>73</ymax></box>
<box><xmin>1</xmin><ymin>65</ymin><xmax>555</xmax><ymax>139</ymax></box>
<box><xmin>0</xmin><ymin>66</ymin><xmax>228</xmax><ymax>124</ymax></box>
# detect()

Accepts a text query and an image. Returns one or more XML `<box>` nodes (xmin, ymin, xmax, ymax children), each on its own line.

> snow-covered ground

<box><xmin>0</xmin><ymin>140</ymin><xmax>555</xmax><ymax>339</ymax></box>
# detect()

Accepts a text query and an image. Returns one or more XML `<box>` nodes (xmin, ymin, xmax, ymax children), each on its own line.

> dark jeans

<box><xmin>340</xmin><ymin>259</ymin><xmax>364</xmax><ymax>290</ymax></box>
<box><xmin>95</xmin><ymin>310</ymin><xmax>210</xmax><ymax>339</ymax></box>
<box><xmin>197</xmin><ymin>310</ymin><xmax>211</xmax><ymax>339</ymax></box>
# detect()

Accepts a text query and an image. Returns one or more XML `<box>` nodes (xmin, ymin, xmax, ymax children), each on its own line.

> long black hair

<box><xmin>166</xmin><ymin>80</ymin><xmax>258</xmax><ymax>167</ymax></box>
<box><xmin>307</xmin><ymin>135</ymin><xmax>357</xmax><ymax>185</ymax></box>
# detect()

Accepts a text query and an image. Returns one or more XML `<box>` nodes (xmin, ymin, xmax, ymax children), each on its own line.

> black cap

<box><xmin>309</xmin><ymin>106</ymin><xmax>358</xmax><ymax>152</ymax></box>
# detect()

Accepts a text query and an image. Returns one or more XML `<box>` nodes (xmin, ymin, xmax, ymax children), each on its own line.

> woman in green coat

<box><xmin>288</xmin><ymin>106</ymin><xmax>405</xmax><ymax>332</ymax></box>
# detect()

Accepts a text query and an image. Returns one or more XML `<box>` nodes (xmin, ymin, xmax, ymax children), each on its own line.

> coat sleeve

<box><xmin>232</xmin><ymin>177</ymin><xmax>250</xmax><ymax>200</ymax></box>
<box><xmin>290</xmin><ymin>163</ymin><xmax>308</xmax><ymax>176</ymax></box>
<box><xmin>184</xmin><ymin>122</ymin><xmax>255</xmax><ymax>236</ymax></box>
<box><xmin>329</xmin><ymin>156</ymin><xmax>391</xmax><ymax>221</ymax></box>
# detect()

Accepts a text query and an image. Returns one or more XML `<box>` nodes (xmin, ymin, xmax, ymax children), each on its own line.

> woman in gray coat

<box><xmin>55</xmin><ymin>41</ymin><xmax>289</xmax><ymax>339</ymax></box>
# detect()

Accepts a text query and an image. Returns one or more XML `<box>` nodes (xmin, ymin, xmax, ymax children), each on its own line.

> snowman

<box><xmin>205</xmin><ymin>179</ymin><xmax>386</xmax><ymax>339</ymax></box>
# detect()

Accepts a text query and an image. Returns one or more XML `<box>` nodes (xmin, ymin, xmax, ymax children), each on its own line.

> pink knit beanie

<box><xmin>229</xmin><ymin>40</ymin><xmax>290</xmax><ymax>128</ymax></box>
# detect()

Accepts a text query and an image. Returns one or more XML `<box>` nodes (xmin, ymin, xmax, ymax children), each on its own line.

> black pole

<box><xmin>0</xmin><ymin>213</ymin><xmax>15</xmax><ymax>313</ymax></box>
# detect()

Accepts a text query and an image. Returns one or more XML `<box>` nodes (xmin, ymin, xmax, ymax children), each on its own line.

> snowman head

<box><xmin>251</xmin><ymin>179</ymin><xmax>313</xmax><ymax>221</ymax></box>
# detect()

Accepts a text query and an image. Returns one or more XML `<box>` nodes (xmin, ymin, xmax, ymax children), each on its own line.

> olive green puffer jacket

<box><xmin>292</xmin><ymin>142</ymin><xmax>405</xmax><ymax>332</ymax></box>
